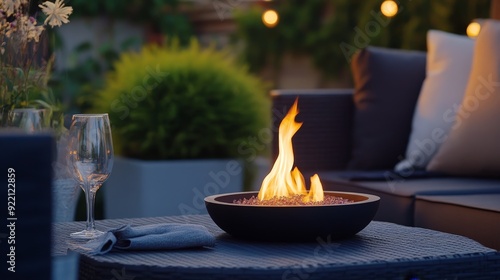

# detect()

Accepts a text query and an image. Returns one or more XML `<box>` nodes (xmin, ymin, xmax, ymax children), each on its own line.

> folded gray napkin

<box><xmin>70</xmin><ymin>223</ymin><xmax>216</xmax><ymax>255</ymax></box>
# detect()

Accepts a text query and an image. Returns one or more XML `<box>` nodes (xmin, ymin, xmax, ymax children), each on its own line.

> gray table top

<box><xmin>53</xmin><ymin>215</ymin><xmax>500</xmax><ymax>280</ymax></box>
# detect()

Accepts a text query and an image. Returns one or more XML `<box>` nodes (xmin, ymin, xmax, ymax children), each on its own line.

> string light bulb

<box><xmin>262</xmin><ymin>9</ymin><xmax>279</xmax><ymax>28</ymax></box>
<box><xmin>466</xmin><ymin>22</ymin><xmax>481</xmax><ymax>38</ymax></box>
<box><xmin>380</xmin><ymin>0</ymin><xmax>398</xmax><ymax>18</ymax></box>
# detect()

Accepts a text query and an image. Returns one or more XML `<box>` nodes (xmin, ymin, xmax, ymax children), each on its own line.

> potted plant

<box><xmin>0</xmin><ymin>1</ymin><xmax>82</xmax><ymax>223</ymax></box>
<box><xmin>0</xmin><ymin>0</ymin><xmax>72</xmax><ymax>124</ymax></box>
<box><xmin>89</xmin><ymin>40</ymin><xmax>270</xmax><ymax>218</ymax></box>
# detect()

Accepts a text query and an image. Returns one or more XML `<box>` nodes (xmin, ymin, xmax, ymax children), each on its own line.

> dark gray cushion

<box><xmin>348</xmin><ymin>46</ymin><xmax>426</xmax><ymax>170</ymax></box>
<box><xmin>319</xmin><ymin>171</ymin><xmax>500</xmax><ymax>226</ymax></box>
<box><xmin>319</xmin><ymin>173</ymin><xmax>500</xmax><ymax>197</ymax></box>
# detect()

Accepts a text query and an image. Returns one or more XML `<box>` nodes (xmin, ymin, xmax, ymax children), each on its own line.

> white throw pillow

<box><xmin>395</xmin><ymin>30</ymin><xmax>474</xmax><ymax>171</ymax></box>
<box><xmin>427</xmin><ymin>20</ymin><xmax>500</xmax><ymax>176</ymax></box>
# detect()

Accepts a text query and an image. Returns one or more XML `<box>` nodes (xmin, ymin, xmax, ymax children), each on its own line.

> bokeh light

<box><xmin>381</xmin><ymin>0</ymin><xmax>398</xmax><ymax>18</ymax></box>
<box><xmin>466</xmin><ymin>22</ymin><xmax>481</xmax><ymax>38</ymax></box>
<box><xmin>262</xmin><ymin>10</ymin><xmax>279</xmax><ymax>28</ymax></box>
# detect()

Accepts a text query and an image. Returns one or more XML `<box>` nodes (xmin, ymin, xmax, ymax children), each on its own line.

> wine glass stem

<box><xmin>84</xmin><ymin>183</ymin><xmax>97</xmax><ymax>232</ymax></box>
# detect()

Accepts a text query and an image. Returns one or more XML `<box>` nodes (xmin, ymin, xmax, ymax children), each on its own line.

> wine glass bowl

<box><xmin>8</xmin><ymin>108</ymin><xmax>48</xmax><ymax>133</ymax></box>
<box><xmin>68</xmin><ymin>114</ymin><xmax>113</xmax><ymax>239</ymax></box>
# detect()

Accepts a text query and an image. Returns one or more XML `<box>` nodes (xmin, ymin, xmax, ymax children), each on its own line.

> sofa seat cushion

<box><xmin>417</xmin><ymin>193</ymin><xmax>500</xmax><ymax>213</ymax></box>
<box><xmin>319</xmin><ymin>171</ymin><xmax>500</xmax><ymax>197</ymax></box>
<box><xmin>415</xmin><ymin>194</ymin><xmax>500</xmax><ymax>250</ymax></box>
<box><xmin>318</xmin><ymin>171</ymin><xmax>500</xmax><ymax>226</ymax></box>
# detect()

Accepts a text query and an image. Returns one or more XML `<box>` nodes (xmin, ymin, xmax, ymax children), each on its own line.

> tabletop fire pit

<box><xmin>205</xmin><ymin>99</ymin><xmax>380</xmax><ymax>241</ymax></box>
<box><xmin>205</xmin><ymin>191</ymin><xmax>379</xmax><ymax>241</ymax></box>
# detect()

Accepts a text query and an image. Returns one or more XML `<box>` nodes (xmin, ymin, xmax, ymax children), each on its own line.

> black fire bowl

<box><xmin>205</xmin><ymin>191</ymin><xmax>380</xmax><ymax>242</ymax></box>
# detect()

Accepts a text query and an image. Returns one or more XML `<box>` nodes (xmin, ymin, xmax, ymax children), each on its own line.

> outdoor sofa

<box><xmin>269</xmin><ymin>23</ymin><xmax>500</xmax><ymax>250</ymax></box>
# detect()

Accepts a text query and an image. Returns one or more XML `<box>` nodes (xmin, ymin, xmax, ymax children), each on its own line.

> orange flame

<box><xmin>258</xmin><ymin>99</ymin><xmax>324</xmax><ymax>202</ymax></box>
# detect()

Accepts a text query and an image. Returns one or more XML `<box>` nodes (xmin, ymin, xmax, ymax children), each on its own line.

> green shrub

<box><xmin>90</xmin><ymin>40</ymin><xmax>271</xmax><ymax>160</ymax></box>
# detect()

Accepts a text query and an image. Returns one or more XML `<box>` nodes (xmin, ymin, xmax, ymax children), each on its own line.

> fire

<box><xmin>258</xmin><ymin>99</ymin><xmax>324</xmax><ymax>202</ymax></box>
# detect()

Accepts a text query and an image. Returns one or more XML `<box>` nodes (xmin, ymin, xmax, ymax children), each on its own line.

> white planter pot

<box><xmin>104</xmin><ymin>157</ymin><xmax>244</xmax><ymax>219</ymax></box>
<box><xmin>52</xmin><ymin>179</ymin><xmax>80</xmax><ymax>222</ymax></box>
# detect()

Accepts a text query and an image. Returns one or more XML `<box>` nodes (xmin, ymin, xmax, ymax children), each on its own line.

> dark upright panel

<box><xmin>0</xmin><ymin>133</ymin><xmax>53</xmax><ymax>280</ymax></box>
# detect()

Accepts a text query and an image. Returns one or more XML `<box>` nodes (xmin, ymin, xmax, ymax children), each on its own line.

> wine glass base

<box><xmin>70</xmin><ymin>229</ymin><xmax>105</xmax><ymax>240</ymax></box>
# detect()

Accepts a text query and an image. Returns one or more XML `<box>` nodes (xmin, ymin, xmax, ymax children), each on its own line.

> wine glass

<box><xmin>68</xmin><ymin>114</ymin><xmax>114</xmax><ymax>239</ymax></box>
<box><xmin>8</xmin><ymin>108</ymin><xmax>48</xmax><ymax>133</ymax></box>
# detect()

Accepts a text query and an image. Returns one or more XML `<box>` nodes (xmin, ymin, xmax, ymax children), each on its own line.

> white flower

<box><xmin>26</xmin><ymin>17</ymin><xmax>44</xmax><ymax>42</ymax></box>
<box><xmin>2</xmin><ymin>0</ymin><xmax>22</xmax><ymax>17</ymax></box>
<box><xmin>5</xmin><ymin>21</ymin><xmax>17</xmax><ymax>38</ymax></box>
<box><xmin>38</xmin><ymin>0</ymin><xmax>73</xmax><ymax>27</ymax></box>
